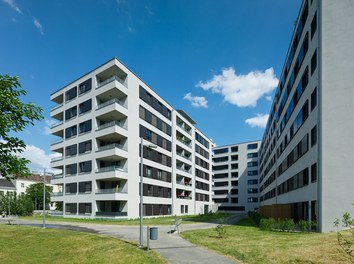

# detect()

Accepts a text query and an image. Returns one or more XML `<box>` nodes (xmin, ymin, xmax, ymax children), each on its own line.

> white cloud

<box><xmin>245</xmin><ymin>113</ymin><xmax>269</xmax><ymax>128</ymax></box>
<box><xmin>197</xmin><ymin>67</ymin><xmax>278</xmax><ymax>107</ymax></box>
<box><xmin>2</xmin><ymin>0</ymin><xmax>22</xmax><ymax>14</ymax></box>
<box><xmin>265</xmin><ymin>95</ymin><xmax>272</xmax><ymax>101</ymax></box>
<box><xmin>184</xmin><ymin>92</ymin><xmax>208</xmax><ymax>108</ymax></box>
<box><xmin>145</xmin><ymin>5</ymin><xmax>153</xmax><ymax>15</ymax></box>
<box><xmin>33</xmin><ymin>17</ymin><xmax>44</xmax><ymax>35</ymax></box>
<box><xmin>43</xmin><ymin>119</ymin><xmax>55</xmax><ymax>135</ymax></box>
<box><xmin>18</xmin><ymin>145</ymin><xmax>61</xmax><ymax>173</ymax></box>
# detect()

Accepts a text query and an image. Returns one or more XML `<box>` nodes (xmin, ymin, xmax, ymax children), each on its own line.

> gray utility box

<box><xmin>149</xmin><ymin>227</ymin><xmax>158</xmax><ymax>240</ymax></box>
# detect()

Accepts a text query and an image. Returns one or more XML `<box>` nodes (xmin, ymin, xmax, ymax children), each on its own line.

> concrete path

<box><xmin>1</xmin><ymin>215</ymin><xmax>244</xmax><ymax>264</ymax></box>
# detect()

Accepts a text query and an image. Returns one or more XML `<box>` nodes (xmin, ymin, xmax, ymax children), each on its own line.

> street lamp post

<box><xmin>139</xmin><ymin>137</ymin><xmax>157</xmax><ymax>248</ymax></box>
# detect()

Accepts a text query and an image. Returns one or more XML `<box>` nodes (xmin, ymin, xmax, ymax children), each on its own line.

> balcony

<box><xmin>97</xmin><ymin>75</ymin><xmax>126</xmax><ymax>89</ymax></box>
<box><xmin>51</xmin><ymin>103</ymin><xmax>63</xmax><ymax>112</ymax></box>
<box><xmin>97</xmin><ymin>120</ymin><xmax>127</xmax><ymax>131</ymax></box>
<box><xmin>96</xmin><ymin>143</ymin><xmax>127</xmax><ymax>152</ymax></box>
<box><xmin>97</xmin><ymin>98</ymin><xmax>127</xmax><ymax>110</ymax></box>
<box><xmin>51</xmin><ymin>138</ymin><xmax>63</xmax><ymax>145</ymax></box>
<box><xmin>96</xmin><ymin>165</ymin><xmax>127</xmax><ymax>173</ymax></box>
<box><xmin>176</xmin><ymin>152</ymin><xmax>191</xmax><ymax>161</ymax></box>
<box><xmin>52</xmin><ymin>174</ymin><xmax>63</xmax><ymax>179</ymax></box>
<box><xmin>51</xmin><ymin>192</ymin><xmax>63</xmax><ymax>196</ymax></box>
<box><xmin>51</xmin><ymin>156</ymin><xmax>63</xmax><ymax>162</ymax></box>
<box><xmin>96</xmin><ymin>188</ymin><xmax>127</xmax><ymax>194</ymax></box>
<box><xmin>176</xmin><ymin>194</ymin><xmax>192</xmax><ymax>200</ymax></box>
<box><xmin>177</xmin><ymin>122</ymin><xmax>192</xmax><ymax>135</ymax></box>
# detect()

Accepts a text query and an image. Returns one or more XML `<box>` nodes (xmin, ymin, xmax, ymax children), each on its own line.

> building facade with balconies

<box><xmin>50</xmin><ymin>58</ymin><xmax>213</xmax><ymax>219</ymax></box>
<box><xmin>212</xmin><ymin>141</ymin><xmax>261</xmax><ymax>213</ymax></box>
<box><xmin>258</xmin><ymin>0</ymin><xmax>354</xmax><ymax>232</ymax></box>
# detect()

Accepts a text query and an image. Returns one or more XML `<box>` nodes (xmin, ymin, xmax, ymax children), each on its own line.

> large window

<box><xmin>79</xmin><ymin>140</ymin><xmax>92</xmax><ymax>154</ymax></box>
<box><xmin>65</xmin><ymin>163</ymin><xmax>77</xmax><ymax>175</ymax></box>
<box><xmin>213</xmin><ymin>148</ymin><xmax>228</xmax><ymax>155</ymax></box>
<box><xmin>311</xmin><ymin>125</ymin><xmax>317</xmax><ymax>147</ymax></box>
<box><xmin>79</xmin><ymin>99</ymin><xmax>92</xmax><ymax>114</ymax></box>
<box><xmin>247</xmin><ymin>143</ymin><xmax>258</xmax><ymax>150</ymax></box>
<box><xmin>78</xmin><ymin>78</ymin><xmax>92</xmax><ymax>95</ymax></box>
<box><xmin>311</xmin><ymin>87</ymin><xmax>317</xmax><ymax>111</ymax></box>
<box><xmin>65</xmin><ymin>106</ymin><xmax>77</xmax><ymax>120</ymax></box>
<box><xmin>79</xmin><ymin>161</ymin><xmax>92</xmax><ymax>173</ymax></box>
<box><xmin>79</xmin><ymin>120</ymin><xmax>92</xmax><ymax>134</ymax></box>
<box><xmin>65</xmin><ymin>87</ymin><xmax>77</xmax><ymax>102</ymax></box>
<box><xmin>65</xmin><ymin>125</ymin><xmax>77</xmax><ymax>139</ymax></box>
<box><xmin>65</xmin><ymin>144</ymin><xmax>77</xmax><ymax>157</ymax></box>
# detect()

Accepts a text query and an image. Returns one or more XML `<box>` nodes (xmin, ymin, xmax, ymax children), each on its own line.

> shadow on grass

<box><xmin>233</xmin><ymin>217</ymin><xmax>258</xmax><ymax>227</ymax></box>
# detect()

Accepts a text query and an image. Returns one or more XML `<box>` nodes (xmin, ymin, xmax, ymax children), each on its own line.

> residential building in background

<box><xmin>212</xmin><ymin>141</ymin><xmax>261</xmax><ymax>213</ymax></box>
<box><xmin>258</xmin><ymin>0</ymin><xmax>354</xmax><ymax>232</ymax></box>
<box><xmin>50</xmin><ymin>58</ymin><xmax>213</xmax><ymax>219</ymax></box>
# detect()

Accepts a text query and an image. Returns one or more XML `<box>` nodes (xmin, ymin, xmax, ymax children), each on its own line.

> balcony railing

<box><xmin>51</xmin><ymin>192</ymin><xmax>63</xmax><ymax>196</ymax></box>
<box><xmin>177</xmin><ymin>167</ymin><xmax>191</xmax><ymax>174</ymax></box>
<box><xmin>51</xmin><ymin>156</ymin><xmax>63</xmax><ymax>162</ymax></box>
<box><xmin>96</xmin><ymin>121</ymin><xmax>128</xmax><ymax>131</ymax></box>
<box><xmin>176</xmin><ymin>137</ymin><xmax>191</xmax><ymax>148</ymax></box>
<box><xmin>96</xmin><ymin>143</ymin><xmax>127</xmax><ymax>152</ymax></box>
<box><xmin>51</xmin><ymin>139</ymin><xmax>63</xmax><ymax>145</ymax></box>
<box><xmin>97</xmin><ymin>98</ymin><xmax>127</xmax><ymax>110</ymax></box>
<box><xmin>52</xmin><ymin>174</ymin><xmax>63</xmax><ymax>179</ymax></box>
<box><xmin>96</xmin><ymin>75</ymin><xmax>127</xmax><ymax>89</ymax></box>
<box><xmin>95</xmin><ymin>188</ymin><xmax>127</xmax><ymax>194</ymax></box>
<box><xmin>177</xmin><ymin>123</ymin><xmax>192</xmax><ymax>135</ymax></box>
<box><xmin>96</xmin><ymin>211</ymin><xmax>128</xmax><ymax>217</ymax></box>
<box><xmin>50</xmin><ymin>211</ymin><xmax>63</xmax><ymax>216</ymax></box>
<box><xmin>51</xmin><ymin>103</ymin><xmax>63</xmax><ymax>111</ymax></box>
<box><xmin>176</xmin><ymin>195</ymin><xmax>192</xmax><ymax>200</ymax></box>
<box><xmin>50</xmin><ymin>121</ymin><xmax>63</xmax><ymax>128</ymax></box>
<box><xmin>176</xmin><ymin>152</ymin><xmax>191</xmax><ymax>161</ymax></box>
<box><xmin>177</xmin><ymin>181</ymin><xmax>192</xmax><ymax>186</ymax></box>
<box><xmin>96</xmin><ymin>166</ymin><xmax>127</xmax><ymax>173</ymax></box>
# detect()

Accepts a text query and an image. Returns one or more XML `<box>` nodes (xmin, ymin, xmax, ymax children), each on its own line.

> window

<box><xmin>231</xmin><ymin>146</ymin><xmax>238</xmax><ymax>152</ymax></box>
<box><xmin>79</xmin><ymin>120</ymin><xmax>92</xmax><ymax>134</ymax></box>
<box><xmin>311</xmin><ymin>87</ymin><xmax>317</xmax><ymax>111</ymax></box>
<box><xmin>311</xmin><ymin>125</ymin><xmax>317</xmax><ymax>147</ymax></box>
<box><xmin>231</xmin><ymin>163</ymin><xmax>238</xmax><ymax>170</ymax></box>
<box><xmin>185</xmin><ymin>205</ymin><xmax>188</xmax><ymax>214</ymax></box>
<box><xmin>248</xmin><ymin>170</ymin><xmax>258</xmax><ymax>176</ymax></box>
<box><xmin>145</xmin><ymin>166</ymin><xmax>152</xmax><ymax>177</ymax></box>
<box><xmin>248</xmin><ymin>188</ymin><xmax>258</xmax><ymax>194</ymax></box>
<box><xmin>311</xmin><ymin>49</ymin><xmax>317</xmax><ymax>75</ymax></box>
<box><xmin>213</xmin><ymin>165</ymin><xmax>228</xmax><ymax>171</ymax></box>
<box><xmin>65</xmin><ymin>106</ymin><xmax>77</xmax><ymax>120</ymax></box>
<box><xmin>79</xmin><ymin>99</ymin><xmax>92</xmax><ymax>114</ymax></box>
<box><xmin>65</xmin><ymin>163</ymin><xmax>77</xmax><ymax>175</ymax></box>
<box><xmin>181</xmin><ymin>205</ymin><xmax>184</xmax><ymax>214</ymax></box>
<box><xmin>65</xmin><ymin>125</ymin><xmax>77</xmax><ymax>139</ymax></box>
<box><xmin>248</xmin><ymin>179</ymin><xmax>258</xmax><ymax>185</ymax></box>
<box><xmin>65</xmin><ymin>87</ymin><xmax>77</xmax><ymax>101</ymax></box>
<box><xmin>311</xmin><ymin>163</ymin><xmax>317</xmax><ymax>182</ymax></box>
<box><xmin>78</xmin><ymin>203</ymin><xmax>92</xmax><ymax>214</ymax></box>
<box><xmin>78</xmin><ymin>79</ymin><xmax>92</xmax><ymax>95</ymax></box>
<box><xmin>231</xmin><ymin>172</ymin><xmax>238</xmax><ymax>178</ymax></box>
<box><xmin>248</xmin><ymin>197</ymin><xmax>258</xmax><ymax>203</ymax></box>
<box><xmin>231</xmin><ymin>155</ymin><xmax>238</xmax><ymax>161</ymax></box>
<box><xmin>65</xmin><ymin>183</ymin><xmax>77</xmax><ymax>194</ymax></box>
<box><xmin>213</xmin><ymin>156</ymin><xmax>228</xmax><ymax>163</ymax></box>
<box><xmin>79</xmin><ymin>161</ymin><xmax>92</xmax><ymax>173</ymax></box>
<box><xmin>213</xmin><ymin>148</ymin><xmax>228</xmax><ymax>155</ymax></box>
<box><xmin>230</xmin><ymin>189</ymin><xmax>238</xmax><ymax>195</ymax></box>
<box><xmin>247</xmin><ymin>143</ymin><xmax>258</xmax><ymax>150</ymax></box>
<box><xmin>78</xmin><ymin>181</ymin><xmax>92</xmax><ymax>193</ymax></box>
<box><xmin>79</xmin><ymin>140</ymin><xmax>92</xmax><ymax>154</ymax></box>
<box><xmin>247</xmin><ymin>161</ymin><xmax>258</xmax><ymax>167</ymax></box>
<box><xmin>311</xmin><ymin>11</ymin><xmax>317</xmax><ymax>39</ymax></box>
<box><xmin>21</xmin><ymin>183</ymin><xmax>25</xmax><ymax>188</ymax></box>
<box><xmin>66</xmin><ymin>144</ymin><xmax>77</xmax><ymax>157</ymax></box>
<box><xmin>247</xmin><ymin>152</ymin><xmax>258</xmax><ymax>158</ymax></box>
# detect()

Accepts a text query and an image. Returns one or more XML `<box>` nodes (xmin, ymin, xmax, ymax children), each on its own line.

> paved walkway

<box><xmin>1</xmin><ymin>215</ymin><xmax>243</xmax><ymax>264</ymax></box>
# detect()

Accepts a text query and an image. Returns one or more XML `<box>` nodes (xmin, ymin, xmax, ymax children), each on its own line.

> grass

<box><xmin>19</xmin><ymin>212</ymin><xmax>229</xmax><ymax>225</ymax></box>
<box><xmin>0</xmin><ymin>224</ymin><xmax>166</xmax><ymax>264</ymax></box>
<box><xmin>181</xmin><ymin>217</ymin><xmax>353</xmax><ymax>264</ymax></box>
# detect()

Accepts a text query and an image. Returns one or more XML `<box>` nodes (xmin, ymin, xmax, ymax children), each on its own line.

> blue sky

<box><xmin>0</xmin><ymin>0</ymin><xmax>301</xmax><ymax>171</ymax></box>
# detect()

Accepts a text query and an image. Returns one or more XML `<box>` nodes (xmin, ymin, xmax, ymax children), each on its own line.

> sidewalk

<box><xmin>3</xmin><ymin>216</ymin><xmax>241</xmax><ymax>264</ymax></box>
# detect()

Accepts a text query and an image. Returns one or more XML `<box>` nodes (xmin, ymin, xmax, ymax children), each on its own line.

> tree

<box><xmin>0</xmin><ymin>74</ymin><xmax>43</xmax><ymax>180</ymax></box>
<box><xmin>25</xmin><ymin>182</ymin><xmax>53</xmax><ymax>210</ymax></box>
<box><xmin>334</xmin><ymin>204</ymin><xmax>354</xmax><ymax>260</ymax></box>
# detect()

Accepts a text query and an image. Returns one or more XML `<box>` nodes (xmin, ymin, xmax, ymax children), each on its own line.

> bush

<box><xmin>298</xmin><ymin>220</ymin><xmax>310</xmax><ymax>232</ymax></box>
<box><xmin>334</xmin><ymin>209</ymin><xmax>354</xmax><ymax>258</ymax></box>
<box><xmin>248</xmin><ymin>211</ymin><xmax>262</xmax><ymax>226</ymax></box>
<box><xmin>215</xmin><ymin>218</ymin><xmax>226</xmax><ymax>238</ymax></box>
<box><xmin>260</xmin><ymin>218</ymin><xmax>275</xmax><ymax>231</ymax></box>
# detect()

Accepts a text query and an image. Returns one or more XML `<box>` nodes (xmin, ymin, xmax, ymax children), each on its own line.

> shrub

<box><xmin>334</xmin><ymin>209</ymin><xmax>354</xmax><ymax>258</ymax></box>
<box><xmin>215</xmin><ymin>218</ymin><xmax>226</xmax><ymax>238</ymax></box>
<box><xmin>298</xmin><ymin>220</ymin><xmax>310</xmax><ymax>232</ymax></box>
<box><xmin>284</xmin><ymin>219</ymin><xmax>296</xmax><ymax>231</ymax></box>
<box><xmin>248</xmin><ymin>211</ymin><xmax>262</xmax><ymax>226</ymax></box>
<box><xmin>260</xmin><ymin>218</ymin><xmax>275</xmax><ymax>231</ymax></box>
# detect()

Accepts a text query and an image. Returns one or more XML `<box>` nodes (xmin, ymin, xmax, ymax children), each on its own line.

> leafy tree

<box><xmin>334</xmin><ymin>206</ymin><xmax>354</xmax><ymax>259</ymax></box>
<box><xmin>25</xmin><ymin>182</ymin><xmax>53</xmax><ymax>210</ymax></box>
<box><xmin>0</xmin><ymin>74</ymin><xmax>43</xmax><ymax>180</ymax></box>
<box><xmin>0</xmin><ymin>192</ymin><xmax>33</xmax><ymax>216</ymax></box>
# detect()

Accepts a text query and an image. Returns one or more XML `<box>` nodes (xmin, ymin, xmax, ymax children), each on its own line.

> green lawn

<box><xmin>0</xmin><ymin>224</ymin><xmax>166</xmax><ymax>264</ymax></box>
<box><xmin>20</xmin><ymin>212</ymin><xmax>229</xmax><ymax>225</ymax></box>
<box><xmin>181</xmin><ymin>217</ymin><xmax>353</xmax><ymax>264</ymax></box>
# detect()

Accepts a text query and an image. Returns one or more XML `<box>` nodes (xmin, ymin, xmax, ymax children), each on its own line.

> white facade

<box><xmin>259</xmin><ymin>0</ymin><xmax>354</xmax><ymax>232</ymax></box>
<box><xmin>212</xmin><ymin>141</ymin><xmax>261</xmax><ymax>213</ymax></box>
<box><xmin>50</xmin><ymin>58</ymin><xmax>213</xmax><ymax>218</ymax></box>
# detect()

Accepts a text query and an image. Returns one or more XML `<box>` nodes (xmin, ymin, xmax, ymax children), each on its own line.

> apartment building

<box><xmin>258</xmin><ymin>0</ymin><xmax>354</xmax><ymax>232</ymax></box>
<box><xmin>212</xmin><ymin>141</ymin><xmax>261</xmax><ymax>213</ymax></box>
<box><xmin>50</xmin><ymin>58</ymin><xmax>213</xmax><ymax>219</ymax></box>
